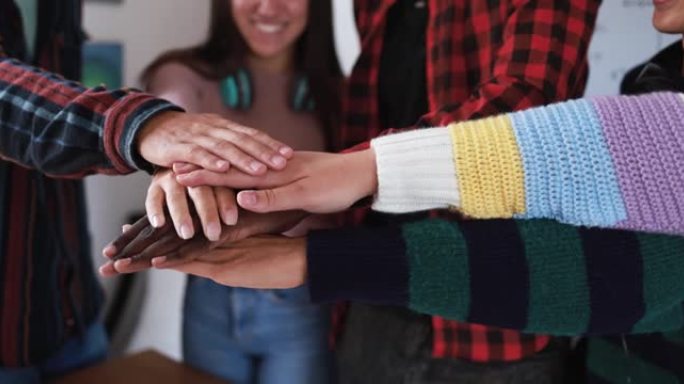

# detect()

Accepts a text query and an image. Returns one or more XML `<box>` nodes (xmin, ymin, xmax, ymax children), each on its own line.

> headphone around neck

<box><xmin>219</xmin><ymin>68</ymin><xmax>315</xmax><ymax>112</ymax></box>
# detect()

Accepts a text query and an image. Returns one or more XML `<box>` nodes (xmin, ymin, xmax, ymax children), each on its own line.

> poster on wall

<box><xmin>82</xmin><ymin>42</ymin><xmax>123</xmax><ymax>89</ymax></box>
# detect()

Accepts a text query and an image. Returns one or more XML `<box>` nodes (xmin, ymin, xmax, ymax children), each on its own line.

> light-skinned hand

<box><xmin>175</xmin><ymin>150</ymin><xmax>378</xmax><ymax>214</ymax></box>
<box><xmin>137</xmin><ymin>111</ymin><xmax>293</xmax><ymax>174</ymax></box>
<box><xmin>145</xmin><ymin>167</ymin><xmax>238</xmax><ymax>241</ymax></box>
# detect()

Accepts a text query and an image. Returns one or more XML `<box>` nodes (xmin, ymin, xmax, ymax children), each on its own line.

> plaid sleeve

<box><xmin>421</xmin><ymin>0</ymin><xmax>599</xmax><ymax>126</ymax></box>
<box><xmin>0</xmin><ymin>57</ymin><xmax>180</xmax><ymax>177</ymax></box>
<box><xmin>307</xmin><ymin>218</ymin><xmax>684</xmax><ymax>336</ymax></box>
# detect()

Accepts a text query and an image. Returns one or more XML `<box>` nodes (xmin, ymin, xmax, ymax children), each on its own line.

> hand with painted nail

<box><xmin>99</xmin><ymin>209</ymin><xmax>308</xmax><ymax>276</ymax></box>
<box><xmin>137</xmin><ymin>111</ymin><xmax>293</xmax><ymax>174</ymax></box>
<box><xmin>145</xmin><ymin>167</ymin><xmax>237</xmax><ymax>241</ymax></box>
<box><xmin>176</xmin><ymin>150</ymin><xmax>378</xmax><ymax>214</ymax></box>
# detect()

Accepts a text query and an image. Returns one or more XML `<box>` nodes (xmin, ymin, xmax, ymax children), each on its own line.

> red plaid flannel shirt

<box><xmin>335</xmin><ymin>0</ymin><xmax>600</xmax><ymax>362</ymax></box>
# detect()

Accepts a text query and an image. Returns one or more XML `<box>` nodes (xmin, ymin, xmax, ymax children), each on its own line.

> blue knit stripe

<box><xmin>509</xmin><ymin>99</ymin><xmax>627</xmax><ymax>228</ymax></box>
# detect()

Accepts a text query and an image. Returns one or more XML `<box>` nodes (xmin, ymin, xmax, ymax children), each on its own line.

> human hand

<box><xmin>146</xmin><ymin>168</ymin><xmax>237</xmax><ymax>241</ymax></box>
<box><xmin>99</xmin><ymin>209</ymin><xmax>308</xmax><ymax>276</ymax></box>
<box><xmin>282</xmin><ymin>213</ymin><xmax>341</xmax><ymax>237</ymax></box>
<box><xmin>175</xmin><ymin>150</ymin><xmax>377</xmax><ymax>214</ymax></box>
<box><xmin>164</xmin><ymin>235</ymin><xmax>307</xmax><ymax>289</ymax></box>
<box><xmin>137</xmin><ymin>111</ymin><xmax>293</xmax><ymax>174</ymax></box>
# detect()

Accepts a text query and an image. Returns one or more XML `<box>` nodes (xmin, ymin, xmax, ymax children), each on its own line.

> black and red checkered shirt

<box><xmin>335</xmin><ymin>0</ymin><xmax>600</xmax><ymax>362</ymax></box>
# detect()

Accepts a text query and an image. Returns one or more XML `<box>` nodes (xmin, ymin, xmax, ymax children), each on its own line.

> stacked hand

<box><xmin>100</xmin><ymin>147</ymin><xmax>377</xmax><ymax>289</ymax></box>
<box><xmin>138</xmin><ymin>111</ymin><xmax>292</xmax><ymax>174</ymax></box>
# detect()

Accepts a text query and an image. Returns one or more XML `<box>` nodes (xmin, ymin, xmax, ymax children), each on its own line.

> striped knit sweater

<box><xmin>371</xmin><ymin>92</ymin><xmax>684</xmax><ymax>237</ymax></box>
<box><xmin>309</xmin><ymin>91</ymin><xmax>684</xmax><ymax>383</ymax></box>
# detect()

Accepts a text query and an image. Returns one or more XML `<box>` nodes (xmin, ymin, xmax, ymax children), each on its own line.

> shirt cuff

<box><xmin>370</xmin><ymin>127</ymin><xmax>460</xmax><ymax>213</ymax></box>
<box><xmin>307</xmin><ymin>226</ymin><xmax>410</xmax><ymax>305</ymax></box>
<box><xmin>104</xmin><ymin>92</ymin><xmax>183</xmax><ymax>173</ymax></box>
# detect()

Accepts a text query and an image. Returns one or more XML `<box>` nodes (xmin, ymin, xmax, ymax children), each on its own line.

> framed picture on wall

<box><xmin>82</xmin><ymin>41</ymin><xmax>123</xmax><ymax>89</ymax></box>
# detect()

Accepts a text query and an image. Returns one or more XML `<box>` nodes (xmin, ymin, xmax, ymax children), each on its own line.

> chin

<box><xmin>653</xmin><ymin>14</ymin><xmax>684</xmax><ymax>34</ymax></box>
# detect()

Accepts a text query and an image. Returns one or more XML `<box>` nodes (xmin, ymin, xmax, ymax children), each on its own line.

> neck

<box><xmin>247</xmin><ymin>51</ymin><xmax>295</xmax><ymax>74</ymax></box>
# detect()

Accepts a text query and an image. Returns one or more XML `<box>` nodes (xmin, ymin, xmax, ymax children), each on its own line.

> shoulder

<box><xmin>145</xmin><ymin>61</ymin><xmax>212</xmax><ymax>112</ymax></box>
<box><xmin>146</xmin><ymin>61</ymin><xmax>206</xmax><ymax>92</ymax></box>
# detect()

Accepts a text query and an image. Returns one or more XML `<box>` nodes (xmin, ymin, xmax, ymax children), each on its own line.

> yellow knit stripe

<box><xmin>448</xmin><ymin>115</ymin><xmax>526</xmax><ymax>218</ymax></box>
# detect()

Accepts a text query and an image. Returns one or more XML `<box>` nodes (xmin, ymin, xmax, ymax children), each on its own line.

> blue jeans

<box><xmin>183</xmin><ymin>277</ymin><xmax>332</xmax><ymax>384</ymax></box>
<box><xmin>0</xmin><ymin>322</ymin><xmax>108</xmax><ymax>384</ymax></box>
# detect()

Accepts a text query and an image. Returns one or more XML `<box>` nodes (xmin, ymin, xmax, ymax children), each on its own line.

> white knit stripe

<box><xmin>370</xmin><ymin>127</ymin><xmax>460</xmax><ymax>213</ymax></box>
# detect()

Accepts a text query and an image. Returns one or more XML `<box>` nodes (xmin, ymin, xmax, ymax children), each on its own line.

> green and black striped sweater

<box><xmin>308</xmin><ymin>219</ymin><xmax>684</xmax><ymax>383</ymax></box>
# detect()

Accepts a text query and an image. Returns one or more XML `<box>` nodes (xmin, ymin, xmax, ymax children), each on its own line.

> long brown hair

<box><xmin>141</xmin><ymin>0</ymin><xmax>342</xmax><ymax>144</ymax></box>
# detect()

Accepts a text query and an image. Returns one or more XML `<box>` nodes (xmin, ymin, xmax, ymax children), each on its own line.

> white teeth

<box><xmin>254</xmin><ymin>23</ymin><xmax>284</xmax><ymax>33</ymax></box>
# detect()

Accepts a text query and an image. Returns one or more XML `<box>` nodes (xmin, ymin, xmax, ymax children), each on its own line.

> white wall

<box><xmin>82</xmin><ymin>0</ymin><xmax>674</xmax><ymax>362</ymax></box>
<box><xmin>585</xmin><ymin>1</ymin><xmax>678</xmax><ymax>96</ymax></box>
<box><xmin>82</xmin><ymin>0</ymin><xmax>359</xmax><ymax>361</ymax></box>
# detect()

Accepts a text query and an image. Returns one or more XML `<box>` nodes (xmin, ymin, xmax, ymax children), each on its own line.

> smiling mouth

<box><xmin>253</xmin><ymin>22</ymin><xmax>286</xmax><ymax>34</ymax></box>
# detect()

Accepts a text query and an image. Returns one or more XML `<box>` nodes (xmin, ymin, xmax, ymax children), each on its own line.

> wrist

<box><xmin>349</xmin><ymin>149</ymin><xmax>377</xmax><ymax>199</ymax></box>
<box><xmin>292</xmin><ymin>237</ymin><xmax>308</xmax><ymax>286</ymax></box>
<box><xmin>137</xmin><ymin>111</ymin><xmax>182</xmax><ymax>153</ymax></box>
<box><xmin>116</xmin><ymin>97</ymin><xmax>179</xmax><ymax>173</ymax></box>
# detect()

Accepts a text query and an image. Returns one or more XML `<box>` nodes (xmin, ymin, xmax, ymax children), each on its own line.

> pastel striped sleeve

<box><xmin>371</xmin><ymin>92</ymin><xmax>684</xmax><ymax>235</ymax></box>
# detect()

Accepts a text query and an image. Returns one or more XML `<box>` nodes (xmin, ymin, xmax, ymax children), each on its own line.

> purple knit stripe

<box><xmin>593</xmin><ymin>92</ymin><xmax>684</xmax><ymax>235</ymax></box>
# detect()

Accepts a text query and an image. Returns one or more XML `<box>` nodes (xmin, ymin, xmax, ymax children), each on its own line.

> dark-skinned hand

<box><xmin>99</xmin><ymin>208</ymin><xmax>307</xmax><ymax>276</ymax></box>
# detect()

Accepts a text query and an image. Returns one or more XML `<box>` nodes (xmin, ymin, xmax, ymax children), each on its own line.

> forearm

<box><xmin>0</xmin><ymin>58</ymin><xmax>179</xmax><ymax>177</ymax></box>
<box><xmin>307</xmin><ymin>218</ymin><xmax>684</xmax><ymax>335</ymax></box>
<box><xmin>372</xmin><ymin>92</ymin><xmax>684</xmax><ymax>236</ymax></box>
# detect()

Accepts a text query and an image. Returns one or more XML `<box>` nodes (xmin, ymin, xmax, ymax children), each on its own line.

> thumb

<box><xmin>237</xmin><ymin>184</ymin><xmax>305</xmax><ymax>213</ymax></box>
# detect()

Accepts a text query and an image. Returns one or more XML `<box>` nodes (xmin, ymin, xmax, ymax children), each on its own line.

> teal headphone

<box><xmin>219</xmin><ymin>68</ymin><xmax>315</xmax><ymax>112</ymax></box>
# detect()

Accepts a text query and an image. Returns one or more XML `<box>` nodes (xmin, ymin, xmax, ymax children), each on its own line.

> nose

<box><xmin>256</xmin><ymin>0</ymin><xmax>280</xmax><ymax>17</ymax></box>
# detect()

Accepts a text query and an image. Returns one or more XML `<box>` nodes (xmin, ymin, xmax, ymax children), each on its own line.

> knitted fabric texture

<box><xmin>372</xmin><ymin>92</ymin><xmax>684</xmax><ymax>235</ymax></box>
<box><xmin>594</xmin><ymin>93</ymin><xmax>684</xmax><ymax>234</ymax></box>
<box><xmin>449</xmin><ymin>114</ymin><xmax>525</xmax><ymax>218</ymax></box>
<box><xmin>371</xmin><ymin>127</ymin><xmax>460</xmax><ymax>212</ymax></box>
<box><xmin>508</xmin><ymin>97</ymin><xmax>626</xmax><ymax>227</ymax></box>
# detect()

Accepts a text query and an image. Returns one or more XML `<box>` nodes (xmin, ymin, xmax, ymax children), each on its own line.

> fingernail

<box><xmin>271</xmin><ymin>155</ymin><xmax>286</xmax><ymax>168</ymax></box>
<box><xmin>152</xmin><ymin>256</ymin><xmax>167</xmax><ymax>268</ymax></box>
<box><xmin>98</xmin><ymin>265</ymin><xmax>109</xmax><ymax>276</ymax></box>
<box><xmin>150</xmin><ymin>215</ymin><xmax>160</xmax><ymax>227</ymax></box>
<box><xmin>250</xmin><ymin>161</ymin><xmax>265</xmax><ymax>173</ymax></box>
<box><xmin>114</xmin><ymin>258</ymin><xmax>132</xmax><ymax>269</ymax></box>
<box><xmin>238</xmin><ymin>191</ymin><xmax>257</xmax><ymax>207</ymax></box>
<box><xmin>180</xmin><ymin>224</ymin><xmax>194</xmax><ymax>239</ymax></box>
<box><xmin>216</xmin><ymin>160</ymin><xmax>229</xmax><ymax>170</ymax></box>
<box><xmin>102</xmin><ymin>245</ymin><xmax>115</xmax><ymax>258</ymax></box>
<box><xmin>279</xmin><ymin>146</ymin><xmax>293</xmax><ymax>157</ymax></box>
<box><xmin>206</xmin><ymin>222</ymin><xmax>221</xmax><ymax>241</ymax></box>
<box><xmin>222</xmin><ymin>209</ymin><xmax>238</xmax><ymax>225</ymax></box>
